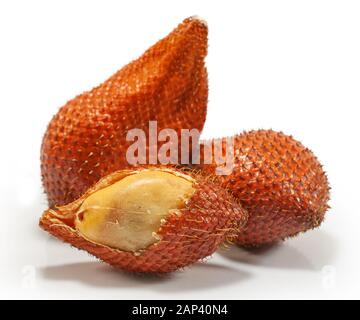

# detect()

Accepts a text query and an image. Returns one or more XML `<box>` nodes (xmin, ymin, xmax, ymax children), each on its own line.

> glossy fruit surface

<box><xmin>197</xmin><ymin>130</ymin><xmax>330</xmax><ymax>246</ymax></box>
<box><xmin>41</xmin><ymin>17</ymin><xmax>208</xmax><ymax>206</ymax></box>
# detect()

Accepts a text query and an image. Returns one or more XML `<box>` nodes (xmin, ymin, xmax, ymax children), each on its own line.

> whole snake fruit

<box><xmin>196</xmin><ymin>130</ymin><xmax>330</xmax><ymax>246</ymax></box>
<box><xmin>41</xmin><ymin>16</ymin><xmax>208</xmax><ymax>206</ymax></box>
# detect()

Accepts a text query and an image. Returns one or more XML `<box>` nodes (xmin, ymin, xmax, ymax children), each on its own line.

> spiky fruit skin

<box><xmin>41</xmin><ymin>17</ymin><xmax>208</xmax><ymax>206</ymax></box>
<box><xmin>197</xmin><ymin>130</ymin><xmax>330</xmax><ymax>246</ymax></box>
<box><xmin>39</xmin><ymin>167</ymin><xmax>248</xmax><ymax>273</ymax></box>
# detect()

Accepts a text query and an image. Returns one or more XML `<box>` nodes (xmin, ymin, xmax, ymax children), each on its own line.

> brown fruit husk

<box><xmin>196</xmin><ymin>130</ymin><xmax>330</xmax><ymax>246</ymax></box>
<box><xmin>41</xmin><ymin>17</ymin><xmax>208</xmax><ymax>206</ymax></box>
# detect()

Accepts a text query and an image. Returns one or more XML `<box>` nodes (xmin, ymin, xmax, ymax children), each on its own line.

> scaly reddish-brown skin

<box><xmin>39</xmin><ymin>167</ymin><xmax>248</xmax><ymax>273</ymax></box>
<box><xmin>41</xmin><ymin>17</ymin><xmax>208</xmax><ymax>206</ymax></box>
<box><xmin>196</xmin><ymin>130</ymin><xmax>330</xmax><ymax>246</ymax></box>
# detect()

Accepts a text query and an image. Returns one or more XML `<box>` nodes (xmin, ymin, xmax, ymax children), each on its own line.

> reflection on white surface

<box><xmin>218</xmin><ymin>231</ymin><xmax>337</xmax><ymax>271</ymax></box>
<box><xmin>40</xmin><ymin>261</ymin><xmax>250</xmax><ymax>292</ymax></box>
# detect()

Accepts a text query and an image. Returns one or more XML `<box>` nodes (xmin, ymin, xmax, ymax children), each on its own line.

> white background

<box><xmin>0</xmin><ymin>0</ymin><xmax>359</xmax><ymax>299</ymax></box>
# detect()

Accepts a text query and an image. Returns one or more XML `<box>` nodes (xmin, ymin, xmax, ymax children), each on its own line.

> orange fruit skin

<box><xmin>41</xmin><ymin>17</ymin><xmax>208</xmax><ymax>206</ymax></box>
<box><xmin>197</xmin><ymin>130</ymin><xmax>330</xmax><ymax>246</ymax></box>
<box><xmin>39</xmin><ymin>168</ymin><xmax>248</xmax><ymax>273</ymax></box>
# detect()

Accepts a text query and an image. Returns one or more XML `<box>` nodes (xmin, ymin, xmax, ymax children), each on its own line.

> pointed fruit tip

<box><xmin>187</xmin><ymin>15</ymin><xmax>208</xmax><ymax>28</ymax></box>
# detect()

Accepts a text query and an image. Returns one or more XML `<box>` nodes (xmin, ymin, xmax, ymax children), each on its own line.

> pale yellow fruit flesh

<box><xmin>75</xmin><ymin>170</ymin><xmax>195</xmax><ymax>252</ymax></box>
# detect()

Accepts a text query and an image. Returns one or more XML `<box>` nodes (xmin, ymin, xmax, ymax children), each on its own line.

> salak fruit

<box><xmin>196</xmin><ymin>130</ymin><xmax>330</xmax><ymax>246</ymax></box>
<box><xmin>41</xmin><ymin>16</ymin><xmax>208</xmax><ymax>206</ymax></box>
<box><xmin>39</xmin><ymin>167</ymin><xmax>248</xmax><ymax>273</ymax></box>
